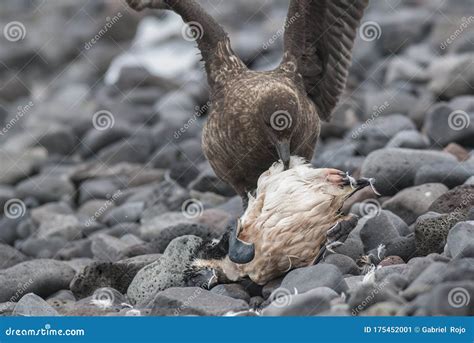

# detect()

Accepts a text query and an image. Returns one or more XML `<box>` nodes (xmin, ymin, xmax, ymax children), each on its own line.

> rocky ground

<box><xmin>0</xmin><ymin>0</ymin><xmax>473</xmax><ymax>317</ymax></box>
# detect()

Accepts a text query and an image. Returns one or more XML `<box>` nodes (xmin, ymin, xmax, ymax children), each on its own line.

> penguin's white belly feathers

<box><xmin>231</xmin><ymin>157</ymin><xmax>353</xmax><ymax>284</ymax></box>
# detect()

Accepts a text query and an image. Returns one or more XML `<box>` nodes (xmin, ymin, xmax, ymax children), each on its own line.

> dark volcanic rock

<box><xmin>446</xmin><ymin>221</ymin><xmax>474</xmax><ymax>258</ymax></box>
<box><xmin>0</xmin><ymin>259</ymin><xmax>75</xmax><ymax>303</ymax></box>
<box><xmin>188</xmin><ymin>167</ymin><xmax>236</xmax><ymax>197</ymax></box>
<box><xmin>100</xmin><ymin>202</ymin><xmax>144</xmax><ymax>226</ymax></box>
<box><xmin>405</xmin><ymin>266</ymin><xmax>474</xmax><ymax>315</ymax></box>
<box><xmin>361</xmin><ymin>148</ymin><xmax>456</xmax><ymax>195</ymax></box>
<box><xmin>90</xmin><ymin>234</ymin><xmax>137</xmax><ymax>262</ymax></box>
<box><xmin>402</xmin><ymin>262</ymin><xmax>448</xmax><ymax>299</ymax></box>
<box><xmin>333</xmin><ymin>237</ymin><xmax>365</xmax><ymax>261</ymax></box>
<box><xmin>428</xmin><ymin>184</ymin><xmax>474</xmax><ymax>214</ymax></box>
<box><xmin>0</xmin><ymin>185</ymin><xmax>15</xmax><ymax>210</ymax></box>
<box><xmin>414</xmin><ymin>212</ymin><xmax>466</xmax><ymax>257</ymax></box>
<box><xmin>262</xmin><ymin>287</ymin><xmax>334</xmax><ymax>316</ymax></box>
<box><xmin>261</xmin><ymin>278</ymin><xmax>283</xmax><ymax>300</ymax></box>
<box><xmin>79</xmin><ymin>126</ymin><xmax>132</xmax><ymax>158</ymax></box>
<box><xmin>17</xmin><ymin>236</ymin><xmax>69</xmax><ymax>258</ymax></box>
<box><xmin>0</xmin><ymin>217</ymin><xmax>21</xmax><ymax>245</ymax></box>
<box><xmin>34</xmin><ymin>213</ymin><xmax>82</xmax><ymax>241</ymax></box>
<box><xmin>138</xmin><ymin>180</ymin><xmax>190</xmax><ymax>219</ymax></box>
<box><xmin>149</xmin><ymin>287</ymin><xmax>248</xmax><ymax>316</ymax></box>
<box><xmin>359</xmin><ymin>211</ymin><xmax>402</xmax><ymax>251</ymax></box>
<box><xmin>349</xmin><ymin>114</ymin><xmax>416</xmax><ymax>155</ymax></box>
<box><xmin>349</xmin><ymin>282</ymin><xmax>404</xmax><ymax>316</ymax></box>
<box><xmin>312</xmin><ymin>141</ymin><xmax>364</xmax><ymax>173</ymax></box>
<box><xmin>414</xmin><ymin>162</ymin><xmax>474</xmax><ymax>188</ymax></box>
<box><xmin>37</xmin><ymin>126</ymin><xmax>77</xmax><ymax>156</ymax></box>
<box><xmin>386</xmin><ymin>130</ymin><xmax>429</xmax><ymax>149</ymax></box>
<box><xmin>324</xmin><ymin>254</ymin><xmax>360</xmax><ymax>275</ymax></box>
<box><xmin>0</xmin><ymin>243</ymin><xmax>28</xmax><ymax>269</ymax></box>
<box><xmin>442</xmin><ymin>259</ymin><xmax>474</xmax><ymax>283</ymax></box>
<box><xmin>378</xmin><ymin>9</ymin><xmax>432</xmax><ymax>56</ymax></box>
<box><xmin>374</xmin><ymin>264</ymin><xmax>407</xmax><ymax>284</ymax></box>
<box><xmin>423</xmin><ymin>282</ymin><xmax>474</xmax><ymax>316</ymax></box>
<box><xmin>78</xmin><ymin>178</ymin><xmax>123</xmax><ymax>205</ymax></box>
<box><xmin>12</xmin><ymin>293</ymin><xmax>60</xmax><ymax>316</ymax></box>
<box><xmin>70</xmin><ymin>254</ymin><xmax>160</xmax><ymax>299</ymax></box>
<box><xmin>15</xmin><ymin>175</ymin><xmax>75</xmax><ymax>204</ymax></box>
<box><xmin>97</xmin><ymin>134</ymin><xmax>155</xmax><ymax>165</ymax></box>
<box><xmin>0</xmin><ymin>148</ymin><xmax>47</xmax><ymax>185</ymax></box>
<box><xmin>127</xmin><ymin>236</ymin><xmax>202</xmax><ymax>305</ymax></box>
<box><xmin>427</xmin><ymin>55</ymin><xmax>474</xmax><ymax>101</ymax></box>
<box><xmin>443</xmin><ymin>142</ymin><xmax>471</xmax><ymax>161</ymax></box>
<box><xmin>423</xmin><ymin>102</ymin><xmax>474</xmax><ymax>147</ymax></box>
<box><xmin>280</xmin><ymin>263</ymin><xmax>347</xmax><ymax>294</ymax></box>
<box><xmin>211</xmin><ymin>284</ymin><xmax>251</xmax><ymax>303</ymax></box>
<box><xmin>148</xmin><ymin>223</ymin><xmax>216</xmax><ymax>253</ymax></box>
<box><xmin>382</xmin><ymin>183</ymin><xmax>448</xmax><ymax>224</ymax></box>
<box><xmin>384</xmin><ymin>235</ymin><xmax>416</xmax><ymax>262</ymax></box>
<box><xmin>139</xmin><ymin>212</ymin><xmax>193</xmax><ymax>241</ymax></box>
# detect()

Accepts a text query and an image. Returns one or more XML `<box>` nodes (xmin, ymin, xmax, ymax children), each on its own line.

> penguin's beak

<box><xmin>276</xmin><ymin>140</ymin><xmax>290</xmax><ymax>170</ymax></box>
<box><xmin>228</xmin><ymin>219</ymin><xmax>255</xmax><ymax>264</ymax></box>
<box><xmin>352</xmin><ymin>178</ymin><xmax>372</xmax><ymax>189</ymax></box>
<box><xmin>342</xmin><ymin>173</ymin><xmax>381</xmax><ymax>195</ymax></box>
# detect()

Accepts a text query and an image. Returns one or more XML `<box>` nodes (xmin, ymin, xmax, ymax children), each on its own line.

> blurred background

<box><xmin>0</xmin><ymin>0</ymin><xmax>473</xmax><ymax>317</ymax></box>
<box><xmin>0</xmin><ymin>0</ymin><xmax>473</xmax><ymax>170</ymax></box>
<box><xmin>0</xmin><ymin>0</ymin><xmax>473</xmax><ymax>179</ymax></box>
